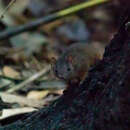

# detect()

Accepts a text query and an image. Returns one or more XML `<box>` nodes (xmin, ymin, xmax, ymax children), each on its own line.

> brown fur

<box><xmin>54</xmin><ymin>42</ymin><xmax>105</xmax><ymax>84</ymax></box>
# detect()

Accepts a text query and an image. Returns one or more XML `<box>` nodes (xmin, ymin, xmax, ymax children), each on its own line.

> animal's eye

<box><xmin>67</xmin><ymin>67</ymin><xmax>71</xmax><ymax>71</ymax></box>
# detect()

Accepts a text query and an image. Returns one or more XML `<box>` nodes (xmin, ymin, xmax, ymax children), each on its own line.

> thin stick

<box><xmin>0</xmin><ymin>0</ymin><xmax>16</xmax><ymax>19</ymax></box>
<box><xmin>7</xmin><ymin>66</ymin><xmax>51</xmax><ymax>93</ymax></box>
<box><xmin>0</xmin><ymin>0</ymin><xmax>109</xmax><ymax>40</ymax></box>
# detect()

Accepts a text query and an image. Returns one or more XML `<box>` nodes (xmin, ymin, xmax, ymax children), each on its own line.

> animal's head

<box><xmin>53</xmin><ymin>55</ymin><xmax>76</xmax><ymax>81</ymax></box>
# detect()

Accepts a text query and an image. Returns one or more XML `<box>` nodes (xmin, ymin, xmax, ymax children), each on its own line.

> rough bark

<box><xmin>0</xmin><ymin>10</ymin><xmax>130</xmax><ymax>130</ymax></box>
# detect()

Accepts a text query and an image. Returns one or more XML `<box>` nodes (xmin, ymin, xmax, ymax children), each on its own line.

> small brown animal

<box><xmin>53</xmin><ymin>42</ymin><xmax>105</xmax><ymax>84</ymax></box>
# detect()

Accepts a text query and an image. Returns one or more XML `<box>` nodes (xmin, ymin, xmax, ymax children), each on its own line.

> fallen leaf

<box><xmin>0</xmin><ymin>107</ymin><xmax>37</xmax><ymax>120</ymax></box>
<box><xmin>3</xmin><ymin>66</ymin><xmax>20</xmax><ymax>79</ymax></box>
<box><xmin>27</xmin><ymin>90</ymin><xmax>49</xmax><ymax>100</ymax></box>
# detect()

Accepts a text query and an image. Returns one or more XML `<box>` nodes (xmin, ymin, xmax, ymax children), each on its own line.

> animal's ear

<box><xmin>67</xmin><ymin>55</ymin><xmax>73</xmax><ymax>63</ymax></box>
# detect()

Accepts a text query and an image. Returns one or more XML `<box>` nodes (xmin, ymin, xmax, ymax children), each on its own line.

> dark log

<box><xmin>0</xmin><ymin>10</ymin><xmax>130</xmax><ymax>130</ymax></box>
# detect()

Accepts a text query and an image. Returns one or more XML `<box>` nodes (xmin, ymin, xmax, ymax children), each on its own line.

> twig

<box><xmin>0</xmin><ymin>0</ymin><xmax>109</xmax><ymax>40</ymax></box>
<box><xmin>0</xmin><ymin>0</ymin><xmax>16</xmax><ymax>19</ymax></box>
<box><xmin>0</xmin><ymin>75</ymin><xmax>66</xmax><ymax>90</ymax></box>
<box><xmin>39</xmin><ymin>80</ymin><xmax>66</xmax><ymax>90</ymax></box>
<box><xmin>7</xmin><ymin>66</ymin><xmax>51</xmax><ymax>93</ymax></box>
